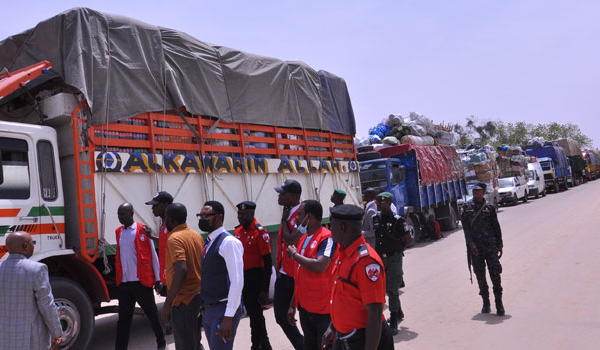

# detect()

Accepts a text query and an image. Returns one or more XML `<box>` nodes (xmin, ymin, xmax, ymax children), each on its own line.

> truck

<box><xmin>358</xmin><ymin>144</ymin><xmax>467</xmax><ymax>242</ymax></box>
<box><xmin>583</xmin><ymin>150</ymin><xmax>600</xmax><ymax>180</ymax></box>
<box><xmin>525</xmin><ymin>145</ymin><xmax>570</xmax><ymax>192</ymax></box>
<box><xmin>0</xmin><ymin>9</ymin><xmax>361</xmax><ymax>349</ymax></box>
<box><xmin>554</xmin><ymin>138</ymin><xmax>585</xmax><ymax>186</ymax></box>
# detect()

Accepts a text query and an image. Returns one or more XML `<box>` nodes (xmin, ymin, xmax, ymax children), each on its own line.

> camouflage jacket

<box><xmin>460</xmin><ymin>200</ymin><xmax>503</xmax><ymax>255</ymax></box>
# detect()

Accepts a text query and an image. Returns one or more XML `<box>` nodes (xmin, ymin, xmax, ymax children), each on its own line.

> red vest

<box><xmin>115</xmin><ymin>223</ymin><xmax>156</xmax><ymax>288</ymax></box>
<box><xmin>158</xmin><ymin>223</ymin><xmax>169</xmax><ymax>284</ymax></box>
<box><xmin>277</xmin><ymin>209</ymin><xmax>299</xmax><ymax>277</ymax></box>
<box><xmin>294</xmin><ymin>226</ymin><xmax>337</xmax><ymax>314</ymax></box>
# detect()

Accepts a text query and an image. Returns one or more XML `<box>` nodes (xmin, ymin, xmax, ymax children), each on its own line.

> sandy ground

<box><xmin>89</xmin><ymin>180</ymin><xmax>600</xmax><ymax>349</ymax></box>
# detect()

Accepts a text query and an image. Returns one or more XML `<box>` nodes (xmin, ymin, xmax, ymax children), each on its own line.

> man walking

<box><xmin>322</xmin><ymin>205</ymin><xmax>394</xmax><ymax>350</ymax></box>
<box><xmin>114</xmin><ymin>203</ymin><xmax>166</xmax><ymax>350</ymax></box>
<box><xmin>234</xmin><ymin>201</ymin><xmax>273</xmax><ymax>350</ymax></box>
<box><xmin>361</xmin><ymin>188</ymin><xmax>378</xmax><ymax>248</ymax></box>
<box><xmin>273</xmin><ymin>179</ymin><xmax>304</xmax><ymax>349</ymax></box>
<box><xmin>145</xmin><ymin>191</ymin><xmax>174</xmax><ymax>290</ymax></box>
<box><xmin>373</xmin><ymin>192</ymin><xmax>411</xmax><ymax>335</ymax></box>
<box><xmin>286</xmin><ymin>200</ymin><xmax>337</xmax><ymax>349</ymax></box>
<box><xmin>0</xmin><ymin>231</ymin><xmax>63</xmax><ymax>350</ymax></box>
<box><xmin>162</xmin><ymin>203</ymin><xmax>205</xmax><ymax>350</ymax></box>
<box><xmin>199</xmin><ymin>200</ymin><xmax>245</xmax><ymax>350</ymax></box>
<box><xmin>461</xmin><ymin>182</ymin><xmax>505</xmax><ymax>316</ymax></box>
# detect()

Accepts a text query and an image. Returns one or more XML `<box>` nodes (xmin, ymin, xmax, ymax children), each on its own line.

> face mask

<box><xmin>297</xmin><ymin>217</ymin><xmax>309</xmax><ymax>235</ymax></box>
<box><xmin>198</xmin><ymin>219</ymin><xmax>213</xmax><ymax>233</ymax></box>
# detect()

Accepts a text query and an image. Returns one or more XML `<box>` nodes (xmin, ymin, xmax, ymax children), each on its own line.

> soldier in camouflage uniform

<box><xmin>460</xmin><ymin>182</ymin><xmax>505</xmax><ymax>316</ymax></box>
<box><xmin>373</xmin><ymin>192</ymin><xmax>412</xmax><ymax>334</ymax></box>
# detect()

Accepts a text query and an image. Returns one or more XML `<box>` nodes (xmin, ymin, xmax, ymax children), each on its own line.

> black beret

<box><xmin>236</xmin><ymin>201</ymin><xmax>256</xmax><ymax>210</ymax></box>
<box><xmin>330</xmin><ymin>204</ymin><xmax>364</xmax><ymax>221</ymax></box>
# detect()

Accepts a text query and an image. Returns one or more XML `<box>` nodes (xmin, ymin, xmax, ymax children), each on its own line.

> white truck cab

<box><xmin>527</xmin><ymin>162</ymin><xmax>546</xmax><ymax>198</ymax></box>
<box><xmin>498</xmin><ymin>176</ymin><xmax>528</xmax><ymax>205</ymax></box>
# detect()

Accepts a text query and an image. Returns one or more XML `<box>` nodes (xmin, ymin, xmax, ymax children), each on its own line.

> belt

<box><xmin>204</xmin><ymin>299</ymin><xmax>227</xmax><ymax>308</ymax></box>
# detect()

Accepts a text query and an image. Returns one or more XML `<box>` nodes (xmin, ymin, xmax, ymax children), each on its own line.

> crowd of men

<box><xmin>0</xmin><ymin>178</ymin><xmax>504</xmax><ymax>350</ymax></box>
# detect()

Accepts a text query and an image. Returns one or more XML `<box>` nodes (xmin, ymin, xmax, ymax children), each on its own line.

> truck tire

<box><xmin>50</xmin><ymin>277</ymin><xmax>94</xmax><ymax>350</ymax></box>
<box><xmin>357</xmin><ymin>151</ymin><xmax>381</xmax><ymax>162</ymax></box>
<box><xmin>522</xmin><ymin>191</ymin><xmax>528</xmax><ymax>203</ymax></box>
<box><xmin>406</xmin><ymin>215</ymin><xmax>420</xmax><ymax>246</ymax></box>
<box><xmin>553</xmin><ymin>182</ymin><xmax>559</xmax><ymax>193</ymax></box>
<box><xmin>440</xmin><ymin>206</ymin><xmax>458</xmax><ymax>231</ymax></box>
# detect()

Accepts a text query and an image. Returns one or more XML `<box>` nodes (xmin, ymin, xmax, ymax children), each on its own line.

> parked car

<box><xmin>498</xmin><ymin>176</ymin><xmax>528</xmax><ymax>205</ymax></box>
<box><xmin>527</xmin><ymin>162</ymin><xmax>546</xmax><ymax>198</ymax></box>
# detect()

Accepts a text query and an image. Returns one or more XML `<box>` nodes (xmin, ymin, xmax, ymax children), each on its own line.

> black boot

<box><xmin>388</xmin><ymin>312</ymin><xmax>399</xmax><ymax>335</ymax></box>
<box><xmin>481</xmin><ymin>297</ymin><xmax>491</xmax><ymax>314</ymax></box>
<box><xmin>495</xmin><ymin>298</ymin><xmax>505</xmax><ymax>316</ymax></box>
<box><xmin>260</xmin><ymin>338</ymin><xmax>273</xmax><ymax>350</ymax></box>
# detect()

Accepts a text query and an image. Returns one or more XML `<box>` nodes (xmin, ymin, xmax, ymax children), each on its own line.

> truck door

<box><xmin>35</xmin><ymin>140</ymin><xmax>63</xmax><ymax>251</ymax></box>
<box><xmin>0</xmin><ymin>136</ymin><xmax>41</xmax><ymax>259</ymax></box>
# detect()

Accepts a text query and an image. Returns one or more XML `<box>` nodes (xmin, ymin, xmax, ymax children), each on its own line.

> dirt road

<box><xmin>90</xmin><ymin>180</ymin><xmax>600</xmax><ymax>349</ymax></box>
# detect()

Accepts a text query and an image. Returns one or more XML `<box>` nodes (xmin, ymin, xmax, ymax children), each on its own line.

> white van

<box><xmin>498</xmin><ymin>176</ymin><xmax>528</xmax><ymax>205</ymax></box>
<box><xmin>527</xmin><ymin>162</ymin><xmax>546</xmax><ymax>198</ymax></box>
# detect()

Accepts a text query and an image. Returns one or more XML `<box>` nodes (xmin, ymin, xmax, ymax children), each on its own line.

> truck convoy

<box><xmin>525</xmin><ymin>144</ymin><xmax>570</xmax><ymax>192</ymax></box>
<box><xmin>359</xmin><ymin>144</ymin><xmax>467</xmax><ymax>241</ymax></box>
<box><xmin>0</xmin><ymin>9</ymin><xmax>360</xmax><ymax>349</ymax></box>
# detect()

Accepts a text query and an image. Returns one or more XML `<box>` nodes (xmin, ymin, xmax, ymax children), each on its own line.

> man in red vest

<box><xmin>114</xmin><ymin>203</ymin><xmax>165</xmax><ymax>350</ymax></box>
<box><xmin>286</xmin><ymin>200</ymin><xmax>337</xmax><ymax>349</ymax></box>
<box><xmin>273</xmin><ymin>179</ymin><xmax>304</xmax><ymax>350</ymax></box>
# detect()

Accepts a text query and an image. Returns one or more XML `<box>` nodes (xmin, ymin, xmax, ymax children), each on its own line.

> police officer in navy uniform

<box><xmin>233</xmin><ymin>201</ymin><xmax>273</xmax><ymax>350</ymax></box>
<box><xmin>460</xmin><ymin>182</ymin><xmax>505</xmax><ymax>316</ymax></box>
<box><xmin>372</xmin><ymin>192</ymin><xmax>411</xmax><ymax>335</ymax></box>
<box><xmin>322</xmin><ymin>205</ymin><xmax>393</xmax><ymax>350</ymax></box>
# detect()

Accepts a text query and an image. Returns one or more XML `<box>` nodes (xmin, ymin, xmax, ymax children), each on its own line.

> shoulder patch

<box><xmin>358</xmin><ymin>244</ymin><xmax>370</xmax><ymax>258</ymax></box>
<box><xmin>262</xmin><ymin>233</ymin><xmax>270</xmax><ymax>243</ymax></box>
<box><xmin>365</xmin><ymin>263</ymin><xmax>381</xmax><ymax>282</ymax></box>
<box><xmin>140</xmin><ymin>234</ymin><xmax>146</xmax><ymax>242</ymax></box>
<box><xmin>256</xmin><ymin>223</ymin><xmax>265</xmax><ymax>230</ymax></box>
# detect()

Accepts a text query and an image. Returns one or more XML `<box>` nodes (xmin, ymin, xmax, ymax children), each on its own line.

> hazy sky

<box><xmin>2</xmin><ymin>1</ymin><xmax>599</xmax><ymax>147</ymax></box>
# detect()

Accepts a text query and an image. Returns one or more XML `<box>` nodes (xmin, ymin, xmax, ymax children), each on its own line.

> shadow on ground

<box><xmin>471</xmin><ymin>313</ymin><xmax>512</xmax><ymax>325</ymax></box>
<box><xmin>394</xmin><ymin>326</ymin><xmax>419</xmax><ymax>343</ymax></box>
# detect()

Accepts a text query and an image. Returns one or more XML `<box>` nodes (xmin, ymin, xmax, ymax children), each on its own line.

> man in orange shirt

<box><xmin>145</xmin><ymin>191</ymin><xmax>174</xmax><ymax>290</ymax></box>
<box><xmin>322</xmin><ymin>205</ymin><xmax>394</xmax><ymax>350</ymax></box>
<box><xmin>234</xmin><ymin>201</ymin><xmax>273</xmax><ymax>350</ymax></box>
<box><xmin>161</xmin><ymin>203</ymin><xmax>204</xmax><ymax>350</ymax></box>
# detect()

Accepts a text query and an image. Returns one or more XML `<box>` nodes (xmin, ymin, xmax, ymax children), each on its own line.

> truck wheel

<box><xmin>553</xmin><ymin>182</ymin><xmax>559</xmax><ymax>193</ymax></box>
<box><xmin>405</xmin><ymin>216</ymin><xmax>420</xmax><ymax>246</ymax></box>
<box><xmin>50</xmin><ymin>277</ymin><xmax>94</xmax><ymax>350</ymax></box>
<box><xmin>522</xmin><ymin>191</ymin><xmax>528</xmax><ymax>203</ymax></box>
<box><xmin>440</xmin><ymin>206</ymin><xmax>458</xmax><ymax>231</ymax></box>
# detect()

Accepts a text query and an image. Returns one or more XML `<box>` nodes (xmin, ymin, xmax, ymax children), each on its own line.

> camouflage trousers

<box><xmin>472</xmin><ymin>252</ymin><xmax>503</xmax><ymax>300</ymax></box>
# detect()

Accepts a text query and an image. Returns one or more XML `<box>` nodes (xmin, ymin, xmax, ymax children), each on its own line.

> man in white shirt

<box><xmin>114</xmin><ymin>203</ymin><xmax>165</xmax><ymax>350</ymax></box>
<box><xmin>198</xmin><ymin>200</ymin><xmax>244</xmax><ymax>350</ymax></box>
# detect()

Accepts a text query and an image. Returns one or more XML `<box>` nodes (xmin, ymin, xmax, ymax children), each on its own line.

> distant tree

<box><xmin>453</xmin><ymin>123</ymin><xmax>473</xmax><ymax>147</ymax></box>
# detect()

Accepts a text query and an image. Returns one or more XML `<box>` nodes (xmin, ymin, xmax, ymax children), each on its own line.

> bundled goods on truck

<box><xmin>497</xmin><ymin>145</ymin><xmax>530</xmax><ymax>180</ymax></box>
<box><xmin>458</xmin><ymin>145</ymin><xmax>499</xmax><ymax>188</ymax></box>
<box><xmin>364</xmin><ymin>112</ymin><xmax>456</xmax><ymax>147</ymax></box>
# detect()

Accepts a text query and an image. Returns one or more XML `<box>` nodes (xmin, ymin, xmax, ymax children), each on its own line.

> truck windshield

<box><xmin>499</xmin><ymin>178</ymin><xmax>514</xmax><ymax>188</ymax></box>
<box><xmin>540</xmin><ymin>161</ymin><xmax>552</xmax><ymax>171</ymax></box>
<box><xmin>359</xmin><ymin>161</ymin><xmax>388</xmax><ymax>189</ymax></box>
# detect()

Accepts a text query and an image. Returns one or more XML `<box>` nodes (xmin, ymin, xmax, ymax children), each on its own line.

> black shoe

<box><xmin>388</xmin><ymin>311</ymin><xmax>399</xmax><ymax>335</ymax></box>
<box><xmin>399</xmin><ymin>280</ymin><xmax>405</xmax><ymax>288</ymax></box>
<box><xmin>496</xmin><ymin>299</ymin><xmax>505</xmax><ymax>316</ymax></box>
<box><xmin>165</xmin><ymin>325</ymin><xmax>173</xmax><ymax>335</ymax></box>
<box><xmin>481</xmin><ymin>300</ymin><xmax>491</xmax><ymax>314</ymax></box>
<box><xmin>260</xmin><ymin>339</ymin><xmax>273</xmax><ymax>350</ymax></box>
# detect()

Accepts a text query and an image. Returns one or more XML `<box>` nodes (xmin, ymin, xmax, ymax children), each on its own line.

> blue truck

<box><xmin>359</xmin><ymin>144</ymin><xmax>467</xmax><ymax>241</ymax></box>
<box><xmin>525</xmin><ymin>145</ymin><xmax>570</xmax><ymax>192</ymax></box>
